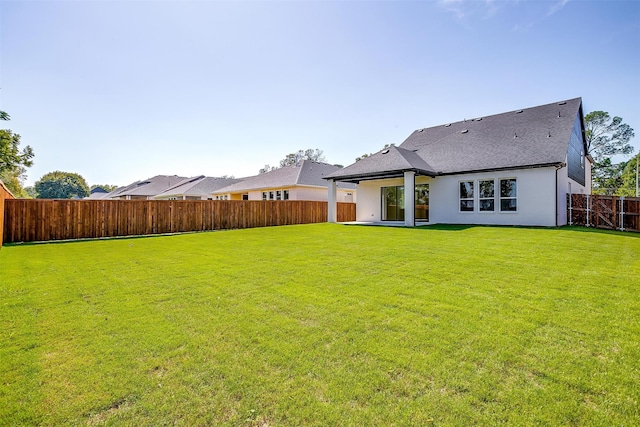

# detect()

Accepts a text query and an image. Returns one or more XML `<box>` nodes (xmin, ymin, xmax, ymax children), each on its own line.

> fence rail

<box><xmin>567</xmin><ymin>194</ymin><xmax>640</xmax><ymax>232</ymax></box>
<box><xmin>3</xmin><ymin>199</ymin><xmax>356</xmax><ymax>244</ymax></box>
<box><xmin>0</xmin><ymin>181</ymin><xmax>15</xmax><ymax>248</ymax></box>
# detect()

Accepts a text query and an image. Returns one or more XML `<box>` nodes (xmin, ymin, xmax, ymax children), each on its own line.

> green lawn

<box><xmin>1</xmin><ymin>224</ymin><xmax>639</xmax><ymax>426</ymax></box>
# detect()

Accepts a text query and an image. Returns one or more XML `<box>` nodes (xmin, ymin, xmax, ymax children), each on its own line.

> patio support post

<box><xmin>327</xmin><ymin>179</ymin><xmax>337</xmax><ymax>223</ymax></box>
<box><xmin>404</xmin><ymin>171</ymin><xmax>415</xmax><ymax>227</ymax></box>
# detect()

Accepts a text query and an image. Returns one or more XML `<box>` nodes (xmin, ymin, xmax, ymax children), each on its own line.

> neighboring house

<box><xmin>85</xmin><ymin>186</ymin><xmax>110</xmax><ymax>200</ymax></box>
<box><xmin>153</xmin><ymin>176</ymin><xmax>242</xmax><ymax>200</ymax></box>
<box><xmin>106</xmin><ymin>175</ymin><xmax>188</xmax><ymax>200</ymax></box>
<box><xmin>212</xmin><ymin>160</ymin><xmax>356</xmax><ymax>202</ymax></box>
<box><xmin>325</xmin><ymin>97</ymin><xmax>591</xmax><ymax>227</ymax></box>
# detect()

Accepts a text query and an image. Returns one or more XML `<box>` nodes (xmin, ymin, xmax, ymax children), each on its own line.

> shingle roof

<box><xmin>154</xmin><ymin>176</ymin><xmax>242</xmax><ymax>198</ymax></box>
<box><xmin>214</xmin><ymin>160</ymin><xmax>356</xmax><ymax>194</ymax></box>
<box><xmin>106</xmin><ymin>175</ymin><xmax>188</xmax><ymax>198</ymax></box>
<box><xmin>327</xmin><ymin>98</ymin><xmax>584</xmax><ymax>182</ymax></box>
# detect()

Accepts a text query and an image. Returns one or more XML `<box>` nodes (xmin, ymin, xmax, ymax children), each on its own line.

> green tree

<box><xmin>584</xmin><ymin>111</ymin><xmax>635</xmax><ymax>194</ymax></box>
<box><xmin>618</xmin><ymin>153</ymin><xmax>639</xmax><ymax>197</ymax></box>
<box><xmin>585</xmin><ymin>111</ymin><xmax>634</xmax><ymax>161</ymax></box>
<box><xmin>591</xmin><ymin>158</ymin><xmax>627</xmax><ymax>195</ymax></box>
<box><xmin>279</xmin><ymin>149</ymin><xmax>326</xmax><ymax>168</ymax></box>
<box><xmin>90</xmin><ymin>184</ymin><xmax>118</xmax><ymax>193</ymax></box>
<box><xmin>35</xmin><ymin>171</ymin><xmax>90</xmax><ymax>199</ymax></box>
<box><xmin>259</xmin><ymin>149</ymin><xmax>328</xmax><ymax>173</ymax></box>
<box><xmin>0</xmin><ymin>111</ymin><xmax>35</xmax><ymax>196</ymax></box>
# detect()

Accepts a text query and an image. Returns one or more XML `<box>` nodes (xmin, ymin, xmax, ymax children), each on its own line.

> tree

<box><xmin>584</xmin><ymin>111</ymin><xmax>635</xmax><ymax>195</ymax></box>
<box><xmin>91</xmin><ymin>184</ymin><xmax>118</xmax><ymax>192</ymax></box>
<box><xmin>35</xmin><ymin>171</ymin><xmax>90</xmax><ymax>199</ymax></box>
<box><xmin>259</xmin><ymin>165</ymin><xmax>277</xmax><ymax>174</ymax></box>
<box><xmin>591</xmin><ymin>158</ymin><xmax>627</xmax><ymax>195</ymax></box>
<box><xmin>258</xmin><ymin>149</ymin><xmax>327</xmax><ymax>173</ymax></box>
<box><xmin>279</xmin><ymin>149</ymin><xmax>326</xmax><ymax>168</ymax></box>
<box><xmin>618</xmin><ymin>153</ymin><xmax>640</xmax><ymax>197</ymax></box>
<box><xmin>0</xmin><ymin>111</ymin><xmax>35</xmax><ymax>196</ymax></box>
<box><xmin>585</xmin><ymin>111</ymin><xmax>634</xmax><ymax>162</ymax></box>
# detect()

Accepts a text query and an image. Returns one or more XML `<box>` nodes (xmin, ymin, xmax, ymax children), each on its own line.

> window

<box><xmin>262</xmin><ymin>192</ymin><xmax>267</xmax><ymax>200</ymax></box>
<box><xmin>415</xmin><ymin>184</ymin><xmax>429</xmax><ymax>221</ymax></box>
<box><xmin>242</xmin><ymin>194</ymin><xmax>248</xmax><ymax>200</ymax></box>
<box><xmin>276</xmin><ymin>190</ymin><xmax>281</xmax><ymax>200</ymax></box>
<box><xmin>283</xmin><ymin>190</ymin><xmax>289</xmax><ymax>200</ymax></box>
<box><xmin>459</xmin><ymin>181</ymin><xmax>474</xmax><ymax>212</ymax></box>
<box><xmin>478</xmin><ymin>180</ymin><xmax>495</xmax><ymax>212</ymax></box>
<box><xmin>269</xmin><ymin>191</ymin><xmax>274</xmax><ymax>200</ymax></box>
<box><xmin>500</xmin><ymin>179</ymin><xmax>517</xmax><ymax>212</ymax></box>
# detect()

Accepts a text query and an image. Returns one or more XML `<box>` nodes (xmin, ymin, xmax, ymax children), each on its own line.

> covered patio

<box><xmin>324</xmin><ymin>145</ymin><xmax>437</xmax><ymax>227</ymax></box>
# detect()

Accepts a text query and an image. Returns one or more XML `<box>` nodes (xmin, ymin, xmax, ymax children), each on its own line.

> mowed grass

<box><xmin>1</xmin><ymin>224</ymin><xmax>639</xmax><ymax>426</ymax></box>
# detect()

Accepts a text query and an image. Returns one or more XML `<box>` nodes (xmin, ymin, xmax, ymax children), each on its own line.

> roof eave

<box><xmin>325</xmin><ymin>168</ymin><xmax>437</xmax><ymax>183</ymax></box>
<box><xmin>437</xmin><ymin>162</ymin><xmax>565</xmax><ymax>176</ymax></box>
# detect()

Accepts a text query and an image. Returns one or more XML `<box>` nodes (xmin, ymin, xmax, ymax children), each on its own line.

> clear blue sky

<box><xmin>1</xmin><ymin>0</ymin><xmax>639</xmax><ymax>187</ymax></box>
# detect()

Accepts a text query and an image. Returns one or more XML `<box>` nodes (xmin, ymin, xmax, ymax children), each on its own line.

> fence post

<box><xmin>568</xmin><ymin>193</ymin><xmax>573</xmax><ymax>226</ymax></box>
<box><xmin>585</xmin><ymin>194</ymin><xmax>590</xmax><ymax>227</ymax></box>
<box><xmin>619</xmin><ymin>196</ymin><xmax>625</xmax><ymax>232</ymax></box>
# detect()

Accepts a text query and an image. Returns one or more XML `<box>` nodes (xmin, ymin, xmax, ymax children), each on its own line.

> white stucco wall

<box><xmin>353</xmin><ymin>167</ymin><xmax>566</xmax><ymax>226</ymax></box>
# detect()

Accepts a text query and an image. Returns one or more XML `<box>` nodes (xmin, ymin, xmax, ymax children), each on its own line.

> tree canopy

<box><xmin>0</xmin><ymin>111</ymin><xmax>35</xmax><ymax>196</ymax></box>
<box><xmin>584</xmin><ymin>111</ymin><xmax>634</xmax><ymax>162</ymax></box>
<box><xmin>35</xmin><ymin>171</ymin><xmax>90</xmax><ymax>199</ymax></box>
<box><xmin>584</xmin><ymin>111</ymin><xmax>635</xmax><ymax>195</ymax></box>
<box><xmin>91</xmin><ymin>184</ymin><xmax>118</xmax><ymax>193</ymax></box>
<box><xmin>259</xmin><ymin>149</ymin><xmax>327</xmax><ymax>173</ymax></box>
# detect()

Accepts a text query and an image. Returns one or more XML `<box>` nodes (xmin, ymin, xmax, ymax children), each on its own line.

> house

<box><xmin>153</xmin><ymin>176</ymin><xmax>242</xmax><ymax>200</ymax></box>
<box><xmin>106</xmin><ymin>175</ymin><xmax>188</xmax><ymax>200</ymax></box>
<box><xmin>325</xmin><ymin>98</ymin><xmax>591</xmax><ymax>227</ymax></box>
<box><xmin>85</xmin><ymin>186</ymin><xmax>110</xmax><ymax>200</ymax></box>
<box><xmin>212</xmin><ymin>160</ymin><xmax>356</xmax><ymax>202</ymax></box>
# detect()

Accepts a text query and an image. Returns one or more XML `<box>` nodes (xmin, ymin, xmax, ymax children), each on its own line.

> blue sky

<box><xmin>1</xmin><ymin>0</ymin><xmax>639</xmax><ymax>187</ymax></box>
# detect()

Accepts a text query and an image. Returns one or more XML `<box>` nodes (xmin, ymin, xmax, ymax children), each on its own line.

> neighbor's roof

<box><xmin>214</xmin><ymin>160</ymin><xmax>356</xmax><ymax>194</ymax></box>
<box><xmin>154</xmin><ymin>176</ymin><xmax>242</xmax><ymax>198</ymax></box>
<box><xmin>106</xmin><ymin>175</ymin><xmax>188</xmax><ymax>198</ymax></box>
<box><xmin>327</xmin><ymin>97</ymin><xmax>584</xmax><ymax>182</ymax></box>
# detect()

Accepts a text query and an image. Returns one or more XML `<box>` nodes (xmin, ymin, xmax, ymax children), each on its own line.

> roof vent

<box><xmin>515</xmin><ymin>110</ymin><xmax>523</xmax><ymax>114</ymax></box>
<box><xmin>557</xmin><ymin>111</ymin><xmax>561</xmax><ymax>118</ymax></box>
<box><xmin>473</xmin><ymin>117</ymin><xmax>482</xmax><ymax>121</ymax></box>
<box><xmin>381</xmin><ymin>149</ymin><xmax>390</xmax><ymax>154</ymax></box>
<box><xmin>418</xmin><ymin>129</ymin><xmax>424</xmax><ymax>132</ymax></box>
<box><xmin>461</xmin><ymin>129</ymin><xmax>469</xmax><ymax>134</ymax></box>
<box><xmin>547</xmin><ymin>131</ymin><xmax>551</xmax><ymax>138</ymax></box>
<box><xmin>444</xmin><ymin>123</ymin><xmax>451</xmax><ymax>127</ymax></box>
<box><xmin>558</xmin><ymin>101</ymin><xmax>567</xmax><ymax>105</ymax></box>
<box><xmin>514</xmin><ymin>132</ymin><xmax>518</xmax><ymax>138</ymax></box>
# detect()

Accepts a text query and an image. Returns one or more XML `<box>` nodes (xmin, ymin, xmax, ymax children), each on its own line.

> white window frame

<box><xmin>262</xmin><ymin>191</ymin><xmax>267</xmax><ymax>200</ymax></box>
<box><xmin>499</xmin><ymin>178</ymin><xmax>517</xmax><ymax>213</ymax></box>
<box><xmin>459</xmin><ymin>180</ymin><xmax>474</xmax><ymax>212</ymax></box>
<box><xmin>478</xmin><ymin>179</ymin><xmax>495</xmax><ymax>213</ymax></box>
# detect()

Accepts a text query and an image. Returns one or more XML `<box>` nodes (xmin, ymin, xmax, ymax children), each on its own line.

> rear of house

<box><xmin>326</xmin><ymin>98</ymin><xmax>591</xmax><ymax>227</ymax></box>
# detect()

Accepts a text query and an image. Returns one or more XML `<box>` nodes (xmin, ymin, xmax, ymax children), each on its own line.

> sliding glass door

<box><xmin>382</xmin><ymin>184</ymin><xmax>429</xmax><ymax>221</ymax></box>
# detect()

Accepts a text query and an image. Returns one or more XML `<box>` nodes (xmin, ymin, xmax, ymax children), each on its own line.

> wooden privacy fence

<box><xmin>567</xmin><ymin>194</ymin><xmax>640</xmax><ymax>232</ymax></box>
<box><xmin>0</xmin><ymin>180</ymin><xmax>16</xmax><ymax>248</ymax></box>
<box><xmin>3</xmin><ymin>199</ymin><xmax>356</xmax><ymax>244</ymax></box>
